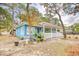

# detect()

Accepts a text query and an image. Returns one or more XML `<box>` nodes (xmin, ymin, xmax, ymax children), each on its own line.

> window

<box><xmin>36</xmin><ymin>27</ymin><xmax>42</xmax><ymax>33</ymax></box>
<box><xmin>45</xmin><ymin>28</ymin><xmax>51</xmax><ymax>33</ymax></box>
<box><xmin>52</xmin><ymin>28</ymin><xmax>56</xmax><ymax>33</ymax></box>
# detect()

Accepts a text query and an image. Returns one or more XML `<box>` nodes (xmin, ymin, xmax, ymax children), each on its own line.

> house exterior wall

<box><xmin>16</xmin><ymin>25</ymin><xmax>27</xmax><ymax>38</ymax></box>
<box><xmin>16</xmin><ymin>23</ymin><xmax>63</xmax><ymax>40</ymax></box>
<box><xmin>43</xmin><ymin>27</ymin><xmax>63</xmax><ymax>39</ymax></box>
<box><xmin>16</xmin><ymin>27</ymin><xmax>21</xmax><ymax>37</ymax></box>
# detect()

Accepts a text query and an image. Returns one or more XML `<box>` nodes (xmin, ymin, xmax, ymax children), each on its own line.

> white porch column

<box><xmin>51</xmin><ymin>28</ymin><xmax>52</xmax><ymax>40</ymax></box>
<box><xmin>56</xmin><ymin>28</ymin><xmax>57</xmax><ymax>32</ymax></box>
<box><xmin>56</xmin><ymin>28</ymin><xmax>58</xmax><ymax>37</ymax></box>
<box><xmin>43</xmin><ymin>25</ymin><xmax>45</xmax><ymax>40</ymax></box>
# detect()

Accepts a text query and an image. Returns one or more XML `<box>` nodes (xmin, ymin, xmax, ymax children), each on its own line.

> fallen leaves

<box><xmin>65</xmin><ymin>44</ymin><xmax>79</xmax><ymax>56</ymax></box>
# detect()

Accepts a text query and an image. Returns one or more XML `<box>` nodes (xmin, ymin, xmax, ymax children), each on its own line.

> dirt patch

<box><xmin>65</xmin><ymin>44</ymin><xmax>79</xmax><ymax>56</ymax></box>
<box><xmin>0</xmin><ymin>35</ymin><xmax>79</xmax><ymax>56</ymax></box>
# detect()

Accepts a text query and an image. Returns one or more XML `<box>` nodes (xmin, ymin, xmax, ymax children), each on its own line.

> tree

<box><xmin>0</xmin><ymin>7</ymin><xmax>12</xmax><ymax>35</ymax></box>
<box><xmin>17</xmin><ymin>3</ymin><xmax>32</xmax><ymax>40</ymax></box>
<box><xmin>52</xmin><ymin>18</ymin><xmax>60</xmax><ymax>25</ymax></box>
<box><xmin>19</xmin><ymin>3</ymin><xmax>43</xmax><ymax>40</ymax></box>
<box><xmin>40</xmin><ymin>17</ymin><xmax>49</xmax><ymax>23</ymax></box>
<box><xmin>1</xmin><ymin>3</ymin><xmax>19</xmax><ymax>35</ymax></box>
<box><xmin>63</xmin><ymin>3</ymin><xmax>79</xmax><ymax>34</ymax></box>
<box><xmin>72</xmin><ymin>23</ymin><xmax>79</xmax><ymax>33</ymax></box>
<box><xmin>62</xmin><ymin>3</ymin><xmax>79</xmax><ymax>15</ymax></box>
<box><xmin>19</xmin><ymin>4</ymin><xmax>42</xmax><ymax>25</ymax></box>
<box><xmin>42</xmin><ymin>3</ymin><xmax>66</xmax><ymax>38</ymax></box>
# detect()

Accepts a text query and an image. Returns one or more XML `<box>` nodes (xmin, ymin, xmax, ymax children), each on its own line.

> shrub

<box><xmin>33</xmin><ymin>31</ymin><xmax>44</xmax><ymax>42</ymax></box>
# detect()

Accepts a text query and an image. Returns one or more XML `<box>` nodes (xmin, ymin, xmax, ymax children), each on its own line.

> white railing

<box><xmin>44</xmin><ymin>32</ymin><xmax>63</xmax><ymax>39</ymax></box>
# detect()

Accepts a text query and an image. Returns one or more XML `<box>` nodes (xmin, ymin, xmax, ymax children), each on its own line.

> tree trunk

<box><xmin>53</xmin><ymin>3</ymin><xmax>66</xmax><ymax>38</ymax></box>
<box><xmin>26</xmin><ymin>3</ymin><xmax>32</xmax><ymax>41</ymax></box>
<box><xmin>11</xmin><ymin>8</ymin><xmax>15</xmax><ymax>36</ymax></box>
<box><xmin>57</xmin><ymin>12</ymin><xmax>66</xmax><ymax>38</ymax></box>
<box><xmin>0</xmin><ymin>27</ymin><xmax>1</xmax><ymax>35</ymax></box>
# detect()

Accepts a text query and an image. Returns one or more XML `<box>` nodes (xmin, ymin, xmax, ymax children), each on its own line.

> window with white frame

<box><xmin>45</xmin><ymin>28</ymin><xmax>51</xmax><ymax>33</ymax></box>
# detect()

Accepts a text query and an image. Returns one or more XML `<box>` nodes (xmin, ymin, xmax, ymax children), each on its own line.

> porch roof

<box><xmin>38</xmin><ymin>22</ymin><xmax>61</xmax><ymax>28</ymax></box>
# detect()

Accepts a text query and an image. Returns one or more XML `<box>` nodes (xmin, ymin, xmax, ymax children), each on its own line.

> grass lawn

<box><xmin>0</xmin><ymin>35</ymin><xmax>79</xmax><ymax>56</ymax></box>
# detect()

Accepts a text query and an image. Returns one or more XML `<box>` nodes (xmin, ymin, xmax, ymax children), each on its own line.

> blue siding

<box><xmin>16</xmin><ymin>23</ymin><xmax>43</xmax><ymax>39</ymax></box>
<box><xmin>16</xmin><ymin>25</ymin><xmax>28</xmax><ymax>38</ymax></box>
<box><xmin>16</xmin><ymin>28</ymin><xmax>21</xmax><ymax>37</ymax></box>
<box><xmin>24</xmin><ymin>25</ymin><xmax>27</xmax><ymax>36</ymax></box>
<box><xmin>20</xmin><ymin>26</ymin><xmax>24</xmax><ymax>36</ymax></box>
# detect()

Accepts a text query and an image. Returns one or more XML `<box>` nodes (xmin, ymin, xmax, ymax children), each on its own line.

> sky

<box><xmin>61</xmin><ymin>13</ymin><xmax>79</xmax><ymax>26</ymax></box>
<box><xmin>31</xmin><ymin>3</ymin><xmax>79</xmax><ymax>26</ymax></box>
<box><xmin>31</xmin><ymin>3</ymin><xmax>46</xmax><ymax>15</ymax></box>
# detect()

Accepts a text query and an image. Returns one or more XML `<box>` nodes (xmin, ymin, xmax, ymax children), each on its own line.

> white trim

<box><xmin>51</xmin><ymin>28</ymin><xmax>52</xmax><ymax>40</ymax></box>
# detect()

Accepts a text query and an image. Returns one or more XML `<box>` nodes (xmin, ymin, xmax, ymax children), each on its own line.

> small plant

<box><xmin>37</xmin><ymin>38</ymin><xmax>40</xmax><ymax>43</ymax></box>
<box><xmin>32</xmin><ymin>31</ymin><xmax>38</xmax><ymax>41</ymax></box>
<box><xmin>33</xmin><ymin>31</ymin><xmax>44</xmax><ymax>43</ymax></box>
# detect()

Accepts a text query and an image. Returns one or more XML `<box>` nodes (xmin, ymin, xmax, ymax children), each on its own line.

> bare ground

<box><xmin>0</xmin><ymin>35</ymin><xmax>79</xmax><ymax>56</ymax></box>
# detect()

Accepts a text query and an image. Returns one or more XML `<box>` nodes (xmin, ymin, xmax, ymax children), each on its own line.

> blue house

<box><xmin>16</xmin><ymin>22</ymin><xmax>63</xmax><ymax>40</ymax></box>
<box><xmin>16</xmin><ymin>22</ymin><xmax>43</xmax><ymax>39</ymax></box>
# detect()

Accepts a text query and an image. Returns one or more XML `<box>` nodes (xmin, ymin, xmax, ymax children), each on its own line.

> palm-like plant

<box><xmin>1</xmin><ymin>3</ymin><xmax>19</xmax><ymax>35</ymax></box>
<box><xmin>0</xmin><ymin>7</ymin><xmax>12</xmax><ymax>35</ymax></box>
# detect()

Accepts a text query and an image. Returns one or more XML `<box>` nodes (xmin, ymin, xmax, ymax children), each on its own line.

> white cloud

<box><xmin>31</xmin><ymin>3</ymin><xmax>45</xmax><ymax>16</ymax></box>
<box><xmin>62</xmin><ymin>13</ymin><xmax>79</xmax><ymax>26</ymax></box>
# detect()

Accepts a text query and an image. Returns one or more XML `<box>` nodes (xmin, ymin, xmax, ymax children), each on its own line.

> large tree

<box><xmin>0</xmin><ymin>3</ymin><xmax>19</xmax><ymax>35</ymax></box>
<box><xmin>42</xmin><ymin>3</ymin><xmax>67</xmax><ymax>38</ymax></box>
<box><xmin>0</xmin><ymin>7</ymin><xmax>12</xmax><ymax>35</ymax></box>
<box><xmin>16</xmin><ymin>3</ymin><xmax>32</xmax><ymax>40</ymax></box>
<box><xmin>19</xmin><ymin>3</ymin><xmax>43</xmax><ymax>40</ymax></box>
